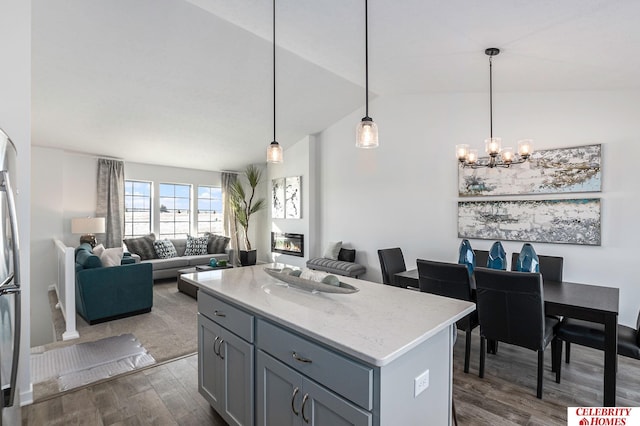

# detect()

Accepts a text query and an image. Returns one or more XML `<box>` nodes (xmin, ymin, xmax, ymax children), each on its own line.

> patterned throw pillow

<box><xmin>184</xmin><ymin>235</ymin><xmax>209</xmax><ymax>256</ymax></box>
<box><xmin>153</xmin><ymin>239</ymin><xmax>178</xmax><ymax>259</ymax></box>
<box><xmin>123</xmin><ymin>233</ymin><xmax>157</xmax><ymax>260</ymax></box>
<box><xmin>205</xmin><ymin>233</ymin><xmax>230</xmax><ymax>254</ymax></box>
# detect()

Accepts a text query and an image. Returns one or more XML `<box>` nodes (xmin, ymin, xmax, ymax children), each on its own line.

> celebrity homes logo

<box><xmin>568</xmin><ymin>407</ymin><xmax>639</xmax><ymax>425</ymax></box>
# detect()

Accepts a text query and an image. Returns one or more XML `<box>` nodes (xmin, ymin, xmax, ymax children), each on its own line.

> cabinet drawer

<box><xmin>199</xmin><ymin>291</ymin><xmax>254</xmax><ymax>343</ymax></box>
<box><xmin>256</xmin><ymin>319</ymin><xmax>373</xmax><ymax>411</ymax></box>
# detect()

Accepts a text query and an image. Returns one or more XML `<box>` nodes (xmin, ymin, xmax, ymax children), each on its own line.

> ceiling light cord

<box><xmin>489</xmin><ymin>54</ymin><xmax>493</xmax><ymax>138</ymax></box>
<box><xmin>273</xmin><ymin>0</ymin><xmax>276</xmax><ymax>143</ymax></box>
<box><xmin>365</xmin><ymin>0</ymin><xmax>369</xmax><ymax>118</ymax></box>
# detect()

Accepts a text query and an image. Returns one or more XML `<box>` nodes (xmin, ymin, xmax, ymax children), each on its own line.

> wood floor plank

<box><xmin>23</xmin><ymin>329</ymin><xmax>640</xmax><ymax>426</ymax></box>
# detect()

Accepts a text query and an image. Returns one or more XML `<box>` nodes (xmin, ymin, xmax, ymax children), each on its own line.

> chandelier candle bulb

<box><xmin>485</xmin><ymin>137</ymin><xmax>501</xmax><ymax>156</ymax></box>
<box><xmin>456</xmin><ymin>144</ymin><xmax>469</xmax><ymax>162</ymax></box>
<box><xmin>518</xmin><ymin>139</ymin><xmax>533</xmax><ymax>159</ymax></box>
<box><xmin>467</xmin><ymin>149</ymin><xmax>478</xmax><ymax>164</ymax></box>
<box><xmin>501</xmin><ymin>147</ymin><xmax>514</xmax><ymax>163</ymax></box>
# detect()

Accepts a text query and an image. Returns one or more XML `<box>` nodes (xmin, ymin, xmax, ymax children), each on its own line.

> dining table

<box><xmin>394</xmin><ymin>268</ymin><xmax>620</xmax><ymax>407</ymax></box>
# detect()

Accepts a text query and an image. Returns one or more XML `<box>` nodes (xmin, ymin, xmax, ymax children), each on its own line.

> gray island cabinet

<box><xmin>187</xmin><ymin>264</ymin><xmax>475</xmax><ymax>426</ymax></box>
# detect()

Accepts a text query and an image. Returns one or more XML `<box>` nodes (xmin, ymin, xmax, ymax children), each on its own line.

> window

<box><xmin>159</xmin><ymin>183</ymin><xmax>191</xmax><ymax>239</ymax></box>
<box><xmin>197</xmin><ymin>186</ymin><xmax>223</xmax><ymax>236</ymax></box>
<box><xmin>124</xmin><ymin>180</ymin><xmax>152</xmax><ymax>238</ymax></box>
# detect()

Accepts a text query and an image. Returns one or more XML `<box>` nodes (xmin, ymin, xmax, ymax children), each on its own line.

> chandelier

<box><xmin>456</xmin><ymin>48</ymin><xmax>533</xmax><ymax>168</ymax></box>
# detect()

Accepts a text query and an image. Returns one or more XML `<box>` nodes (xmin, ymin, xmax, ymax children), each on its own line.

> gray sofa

<box><xmin>125</xmin><ymin>234</ymin><xmax>234</xmax><ymax>281</ymax></box>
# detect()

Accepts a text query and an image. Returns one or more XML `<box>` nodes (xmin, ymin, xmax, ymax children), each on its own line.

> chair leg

<box><xmin>464</xmin><ymin>330</ymin><xmax>471</xmax><ymax>374</ymax></box>
<box><xmin>537</xmin><ymin>350</ymin><xmax>544</xmax><ymax>399</ymax></box>
<box><xmin>565</xmin><ymin>341</ymin><xmax>571</xmax><ymax>363</ymax></box>
<box><xmin>555</xmin><ymin>339</ymin><xmax>562</xmax><ymax>384</ymax></box>
<box><xmin>452</xmin><ymin>397</ymin><xmax>459</xmax><ymax>426</ymax></box>
<box><xmin>479</xmin><ymin>336</ymin><xmax>486</xmax><ymax>378</ymax></box>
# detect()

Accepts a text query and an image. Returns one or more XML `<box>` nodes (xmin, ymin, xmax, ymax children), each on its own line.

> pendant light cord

<box><xmin>489</xmin><ymin>54</ymin><xmax>493</xmax><ymax>138</ymax></box>
<box><xmin>273</xmin><ymin>0</ymin><xmax>276</xmax><ymax>143</ymax></box>
<box><xmin>365</xmin><ymin>0</ymin><xmax>369</xmax><ymax>118</ymax></box>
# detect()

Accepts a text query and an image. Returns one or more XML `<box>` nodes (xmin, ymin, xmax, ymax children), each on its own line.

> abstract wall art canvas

<box><xmin>458</xmin><ymin>144</ymin><xmax>602</xmax><ymax>196</ymax></box>
<box><xmin>285</xmin><ymin>176</ymin><xmax>301</xmax><ymax>219</ymax></box>
<box><xmin>271</xmin><ymin>178</ymin><xmax>285</xmax><ymax>219</ymax></box>
<box><xmin>458</xmin><ymin>198</ymin><xmax>601</xmax><ymax>245</ymax></box>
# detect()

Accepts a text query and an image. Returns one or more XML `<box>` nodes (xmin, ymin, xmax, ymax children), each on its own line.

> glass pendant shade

<box><xmin>267</xmin><ymin>141</ymin><xmax>283</xmax><ymax>163</ymax></box>
<box><xmin>518</xmin><ymin>139</ymin><xmax>533</xmax><ymax>159</ymax></box>
<box><xmin>485</xmin><ymin>137</ymin><xmax>501</xmax><ymax>156</ymax></box>
<box><xmin>356</xmin><ymin>117</ymin><xmax>378</xmax><ymax>148</ymax></box>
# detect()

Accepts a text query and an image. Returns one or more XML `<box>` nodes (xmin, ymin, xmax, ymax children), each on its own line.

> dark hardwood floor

<box><xmin>23</xmin><ymin>329</ymin><xmax>640</xmax><ymax>425</ymax></box>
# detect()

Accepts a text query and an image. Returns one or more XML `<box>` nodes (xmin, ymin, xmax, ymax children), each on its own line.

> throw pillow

<box><xmin>323</xmin><ymin>241</ymin><xmax>342</xmax><ymax>260</ymax></box>
<box><xmin>101</xmin><ymin>247</ymin><xmax>123</xmax><ymax>267</ymax></box>
<box><xmin>205</xmin><ymin>233</ymin><xmax>230</xmax><ymax>254</ymax></box>
<box><xmin>92</xmin><ymin>244</ymin><xmax>105</xmax><ymax>258</ymax></box>
<box><xmin>338</xmin><ymin>248</ymin><xmax>356</xmax><ymax>263</ymax></box>
<box><xmin>123</xmin><ymin>233</ymin><xmax>157</xmax><ymax>260</ymax></box>
<box><xmin>153</xmin><ymin>239</ymin><xmax>178</xmax><ymax>259</ymax></box>
<box><xmin>185</xmin><ymin>235</ymin><xmax>209</xmax><ymax>256</ymax></box>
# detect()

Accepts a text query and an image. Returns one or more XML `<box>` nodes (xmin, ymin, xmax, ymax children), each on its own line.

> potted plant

<box><xmin>229</xmin><ymin>165</ymin><xmax>266</xmax><ymax>266</ymax></box>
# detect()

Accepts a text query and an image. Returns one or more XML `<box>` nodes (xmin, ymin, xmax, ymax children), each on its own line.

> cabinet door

<box><xmin>219</xmin><ymin>325</ymin><xmax>254</xmax><ymax>426</ymax></box>
<box><xmin>256</xmin><ymin>350</ymin><xmax>303</xmax><ymax>426</ymax></box>
<box><xmin>198</xmin><ymin>314</ymin><xmax>223</xmax><ymax>409</ymax></box>
<box><xmin>303</xmin><ymin>379</ymin><xmax>372</xmax><ymax>426</ymax></box>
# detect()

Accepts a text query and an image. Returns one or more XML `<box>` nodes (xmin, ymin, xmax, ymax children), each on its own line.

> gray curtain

<box><xmin>222</xmin><ymin>172</ymin><xmax>239</xmax><ymax>264</ymax></box>
<box><xmin>96</xmin><ymin>159</ymin><xmax>125</xmax><ymax>248</ymax></box>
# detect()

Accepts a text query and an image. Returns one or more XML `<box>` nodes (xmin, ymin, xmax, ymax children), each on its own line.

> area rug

<box><xmin>33</xmin><ymin>279</ymin><xmax>198</xmax><ymax>401</ymax></box>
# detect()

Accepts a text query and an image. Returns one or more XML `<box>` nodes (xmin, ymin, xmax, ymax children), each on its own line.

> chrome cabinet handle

<box><xmin>301</xmin><ymin>393</ymin><xmax>310</xmax><ymax>423</ymax></box>
<box><xmin>218</xmin><ymin>339</ymin><xmax>225</xmax><ymax>359</ymax></box>
<box><xmin>292</xmin><ymin>352</ymin><xmax>312</xmax><ymax>364</ymax></box>
<box><xmin>213</xmin><ymin>336</ymin><xmax>220</xmax><ymax>356</ymax></box>
<box><xmin>290</xmin><ymin>387</ymin><xmax>300</xmax><ymax>416</ymax></box>
<box><xmin>213</xmin><ymin>310</ymin><xmax>226</xmax><ymax>317</ymax></box>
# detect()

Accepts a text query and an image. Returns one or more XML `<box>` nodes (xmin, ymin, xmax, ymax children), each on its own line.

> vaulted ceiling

<box><xmin>32</xmin><ymin>0</ymin><xmax>640</xmax><ymax>171</ymax></box>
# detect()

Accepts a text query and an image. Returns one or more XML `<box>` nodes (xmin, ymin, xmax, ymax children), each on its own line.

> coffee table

<box><xmin>177</xmin><ymin>265</ymin><xmax>233</xmax><ymax>299</ymax></box>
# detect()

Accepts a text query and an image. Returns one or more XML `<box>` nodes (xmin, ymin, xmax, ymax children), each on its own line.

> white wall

<box><xmin>317</xmin><ymin>90</ymin><xmax>640</xmax><ymax>327</ymax></box>
<box><xmin>267</xmin><ymin>136</ymin><xmax>319</xmax><ymax>267</ymax></box>
<box><xmin>3</xmin><ymin>0</ymin><xmax>32</xmax><ymax>410</ymax></box>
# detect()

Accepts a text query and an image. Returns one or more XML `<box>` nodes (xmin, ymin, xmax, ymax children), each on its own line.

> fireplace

<box><xmin>271</xmin><ymin>232</ymin><xmax>304</xmax><ymax>257</ymax></box>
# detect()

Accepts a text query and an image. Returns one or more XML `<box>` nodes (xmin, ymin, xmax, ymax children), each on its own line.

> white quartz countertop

<box><xmin>184</xmin><ymin>264</ymin><xmax>476</xmax><ymax>367</ymax></box>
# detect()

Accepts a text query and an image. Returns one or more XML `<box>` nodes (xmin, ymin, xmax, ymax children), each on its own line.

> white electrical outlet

<box><xmin>414</xmin><ymin>369</ymin><xmax>429</xmax><ymax>397</ymax></box>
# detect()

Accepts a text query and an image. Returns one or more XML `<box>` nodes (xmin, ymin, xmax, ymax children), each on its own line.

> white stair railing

<box><xmin>53</xmin><ymin>239</ymin><xmax>79</xmax><ymax>340</ymax></box>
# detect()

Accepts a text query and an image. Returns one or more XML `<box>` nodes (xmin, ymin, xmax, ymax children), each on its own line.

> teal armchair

<box><xmin>75</xmin><ymin>244</ymin><xmax>153</xmax><ymax>324</ymax></box>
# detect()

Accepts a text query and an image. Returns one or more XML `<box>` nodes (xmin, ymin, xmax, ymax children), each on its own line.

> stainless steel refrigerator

<box><xmin>0</xmin><ymin>129</ymin><xmax>20</xmax><ymax>425</ymax></box>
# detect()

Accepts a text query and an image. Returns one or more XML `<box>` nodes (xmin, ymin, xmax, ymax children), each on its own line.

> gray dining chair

<box><xmin>474</xmin><ymin>267</ymin><xmax>560</xmax><ymax>398</ymax></box>
<box><xmin>510</xmin><ymin>253</ymin><xmax>564</xmax><ymax>281</ymax></box>
<box><xmin>377</xmin><ymin>247</ymin><xmax>406</xmax><ymax>287</ymax></box>
<box><xmin>474</xmin><ymin>250</ymin><xmax>489</xmax><ymax>268</ymax></box>
<box><xmin>417</xmin><ymin>259</ymin><xmax>478</xmax><ymax>374</ymax></box>
<box><xmin>555</xmin><ymin>309</ymin><xmax>640</xmax><ymax>379</ymax></box>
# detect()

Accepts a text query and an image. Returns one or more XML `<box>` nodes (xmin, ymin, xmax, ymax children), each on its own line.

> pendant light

<box><xmin>267</xmin><ymin>0</ymin><xmax>283</xmax><ymax>163</ymax></box>
<box><xmin>455</xmin><ymin>48</ymin><xmax>533</xmax><ymax>168</ymax></box>
<box><xmin>356</xmin><ymin>0</ymin><xmax>378</xmax><ymax>148</ymax></box>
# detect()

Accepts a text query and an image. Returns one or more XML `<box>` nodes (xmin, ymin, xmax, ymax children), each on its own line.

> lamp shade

<box><xmin>267</xmin><ymin>141</ymin><xmax>283</xmax><ymax>163</ymax></box>
<box><xmin>71</xmin><ymin>217</ymin><xmax>106</xmax><ymax>234</ymax></box>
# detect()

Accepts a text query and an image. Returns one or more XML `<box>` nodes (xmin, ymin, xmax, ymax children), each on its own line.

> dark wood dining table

<box><xmin>394</xmin><ymin>268</ymin><xmax>620</xmax><ymax>406</ymax></box>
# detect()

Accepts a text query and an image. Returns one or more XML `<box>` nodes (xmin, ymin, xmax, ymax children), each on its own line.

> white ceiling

<box><xmin>32</xmin><ymin>0</ymin><xmax>640</xmax><ymax>171</ymax></box>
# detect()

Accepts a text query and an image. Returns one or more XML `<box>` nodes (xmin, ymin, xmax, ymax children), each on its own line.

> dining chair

<box><xmin>474</xmin><ymin>250</ymin><xmax>489</xmax><ymax>268</ymax></box>
<box><xmin>377</xmin><ymin>247</ymin><xmax>406</xmax><ymax>287</ymax></box>
<box><xmin>474</xmin><ymin>267</ymin><xmax>560</xmax><ymax>398</ymax></box>
<box><xmin>417</xmin><ymin>259</ymin><xmax>478</xmax><ymax>374</ymax></box>
<box><xmin>555</xmin><ymin>309</ymin><xmax>640</xmax><ymax>379</ymax></box>
<box><xmin>511</xmin><ymin>253</ymin><xmax>564</xmax><ymax>282</ymax></box>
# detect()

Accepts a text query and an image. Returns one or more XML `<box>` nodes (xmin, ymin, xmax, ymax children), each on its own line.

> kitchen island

<box><xmin>183</xmin><ymin>264</ymin><xmax>475</xmax><ymax>426</ymax></box>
